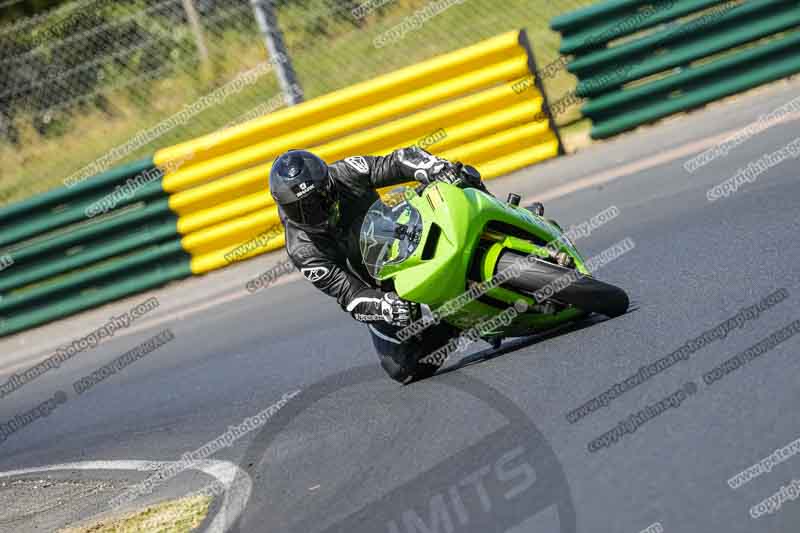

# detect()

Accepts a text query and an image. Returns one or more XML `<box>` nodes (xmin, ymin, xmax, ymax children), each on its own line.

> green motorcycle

<box><xmin>360</xmin><ymin>175</ymin><xmax>629</xmax><ymax>381</ymax></box>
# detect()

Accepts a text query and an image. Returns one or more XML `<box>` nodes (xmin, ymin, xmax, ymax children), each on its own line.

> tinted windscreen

<box><xmin>359</xmin><ymin>195</ymin><xmax>423</xmax><ymax>279</ymax></box>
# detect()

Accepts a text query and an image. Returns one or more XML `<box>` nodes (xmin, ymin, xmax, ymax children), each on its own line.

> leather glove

<box><xmin>397</xmin><ymin>146</ymin><xmax>451</xmax><ymax>184</ymax></box>
<box><xmin>397</xmin><ymin>146</ymin><xmax>486</xmax><ymax>190</ymax></box>
<box><xmin>380</xmin><ymin>291</ymin><xmax>416</xmax><ymax>327</ymax></box>
<box><xmin>431</xmin><ymin>161</ymin><xmax>463</xmax><ymax>186</ymax></box>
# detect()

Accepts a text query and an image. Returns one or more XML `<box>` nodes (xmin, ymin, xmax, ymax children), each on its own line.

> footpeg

<box><xmin>555</xmin><ymin>252</ymin><xmax>574</xmax><ymax>268</ymax></box>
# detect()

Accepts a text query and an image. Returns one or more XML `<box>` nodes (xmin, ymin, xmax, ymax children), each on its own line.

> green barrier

<box><xmin>0</xmin><ymin>240</ymin><xmax>185</xmax><ymax>313</ymax></box>
<box><xmin>3</xmin><ymin>198</ymin><xmax>174</xmax><ymax>265</ymax></box>
<box><xmin>550</xmin><ymin>0</ymin><xmax>800</xmax><ymax>138</ymax></box>
<box><xmin>0</xmin><ymin>259</ymin><xmax>192</xmax><ymax>338</ymax></box>
<box><xmin>0</xmin><ymin>157</ymin><xmax>155</xmax><ymax>225</ymax></box>
<box><xmin>559</xmin><ymin>0</ymin><xmax>727</xmax><ymax>56</ymax></box>
<box><xmin>551</xmin><ymin>0</ymin><xmax>652</xmax><ymax>32</ymax></box>
<box><xmin>591</xmin><ymin>48</ymin><xmax>800</xmax><ymax>139</ymax></box>
<box><xmin>583</xmin><ymin>31</ymin><xmax>800</xmax><ymax>116</ymax></box>
<box><xmin>0</xmin><ymin>166</ymin><xmax>187</xmax><ymax>337</ymax></box>
<box><xmin>0</xmin><ymin>218</ymin><xmax>180</xmax><ymax>293</ymax></box>
<box><xmin>568</xmin><ymin>0</ymin><xmax>777</xmax><ymax>76</ymax></box>
<box><xmin>0</xmin><ymin>178</ymin><xmax>165</xmax><ymax>247</ymax></box>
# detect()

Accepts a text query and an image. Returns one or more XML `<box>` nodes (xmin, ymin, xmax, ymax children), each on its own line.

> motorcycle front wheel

<box><xmin>495</xmin><ymin>250</ymin><xmax>630</xmax><ymax>318</ymax></box>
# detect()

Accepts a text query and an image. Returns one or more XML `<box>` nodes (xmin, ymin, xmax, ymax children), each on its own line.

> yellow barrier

<box><xmin>161</xmin><ymin>57</ymin><xmax>529</xmax><ymax>192</ymax></box>
<box><xmin>156</xmin><ymin>32</ymin><xmax>525</xmax><ymax>167</ymax></box>
<box><xmin>156</xmin><ymin>30</ymin><xmax>563</xmax><ymax>276</ymax></box>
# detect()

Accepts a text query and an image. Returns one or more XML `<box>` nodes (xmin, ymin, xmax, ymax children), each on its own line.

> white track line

<box><xmin>524</xmin><ymin>111</ymin><xmax>800</xmax><ymax>205</ymax></box>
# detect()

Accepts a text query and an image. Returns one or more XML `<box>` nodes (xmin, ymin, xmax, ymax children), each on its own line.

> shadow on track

<box><xmin>437</xmin><ymin>303</ymin><xmax>640</xmax><ymax>378</ymax></box>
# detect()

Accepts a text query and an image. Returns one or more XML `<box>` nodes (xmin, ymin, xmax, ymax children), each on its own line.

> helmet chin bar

<box><xmin>292</xmin><ymin>199</ymin><xmax>340</xmax><ymax>234</ymax></box>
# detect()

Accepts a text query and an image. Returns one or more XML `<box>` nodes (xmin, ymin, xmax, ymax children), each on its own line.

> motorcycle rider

<box><xmin>269</xmin><ymin>146</ymin><xmax>489</xmax><ymax>383</ymax></box>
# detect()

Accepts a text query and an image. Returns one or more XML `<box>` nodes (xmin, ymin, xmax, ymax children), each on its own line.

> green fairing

<box><xmin>367</xmin><ymin>183</ymin><xmax>589</xmax><ymax>337</ymax></box>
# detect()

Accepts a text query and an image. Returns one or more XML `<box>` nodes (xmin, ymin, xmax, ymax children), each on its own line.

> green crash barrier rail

<box><xmin>0</xmin><ymin>30</ymin><xmax>563</xmax><ymax>337</ymax></box>
<box><xmin>550</xmin><ymin>0</ymin><xmax>800</xmax><ymax>139</ymax></box>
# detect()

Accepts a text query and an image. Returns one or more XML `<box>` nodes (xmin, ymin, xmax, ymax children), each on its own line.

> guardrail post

<box><xmin>249</xmin><ymin>0</ymin><xmax>304</xmax><ymax>106</ymax></box>
<box><xmin>519</xmin><ymin>29</ymin><xmax>566</xmax><ymax>155</ymax></box>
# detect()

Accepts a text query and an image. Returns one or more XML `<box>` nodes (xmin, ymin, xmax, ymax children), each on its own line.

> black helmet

<box><xmin>270</xmin><ymin>150</ymin><xmax>338</xmax><ymax>227</ymax></box>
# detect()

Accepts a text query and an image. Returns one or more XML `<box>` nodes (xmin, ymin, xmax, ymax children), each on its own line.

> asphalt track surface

<box><xmin>0</xmin><ymin>80</ymin><xmax>798</xmax><ymax>533</ymax></box>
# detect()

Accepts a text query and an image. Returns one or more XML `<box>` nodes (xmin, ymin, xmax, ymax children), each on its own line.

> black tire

<box><xmin>378</xmin><ymin>354</ymin><xmax>440</xmax><ymax>384</ymax></box>
<box><xmin>496</xmin><ymin>250</ymin><xmax>629</xmax><ymax>318</ymax></box>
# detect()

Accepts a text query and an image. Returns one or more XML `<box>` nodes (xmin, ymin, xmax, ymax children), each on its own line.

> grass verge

<box><xmin>58</xmin><ymin>493</ymin><xmax>212</xmax><ymax>533</ymax></box>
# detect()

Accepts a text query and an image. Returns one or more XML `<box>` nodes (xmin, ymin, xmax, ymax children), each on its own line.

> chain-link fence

<box><xmin>0</xmin><ymin>0</ymin><xmax>593</xmax><ymax>205</ymax></box>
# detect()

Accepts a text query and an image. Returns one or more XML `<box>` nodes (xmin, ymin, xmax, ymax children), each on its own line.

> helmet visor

<box><xmin>282</xmin><ymin>189</ymin><xmax>338</xmax><ymax>226</ymax></box>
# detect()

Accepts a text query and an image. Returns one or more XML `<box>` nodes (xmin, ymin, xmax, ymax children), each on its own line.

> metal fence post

<box><xmin>180</xmin><ymin>0</ymin><xmax>210</xmax><ymax>68</ymax></box>
<box><xmin>249</xmin><ymin>0</ymin><xmax>304</xmax><ymax>105</ymax></box>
